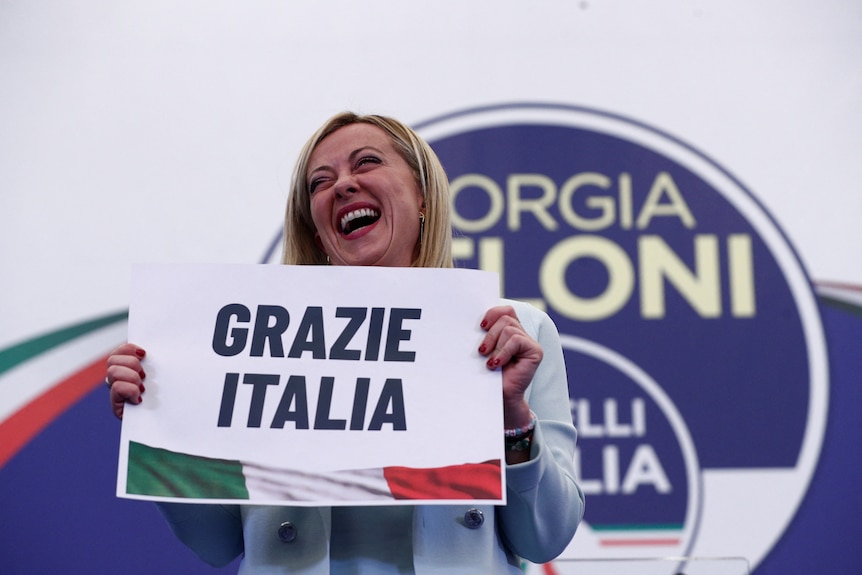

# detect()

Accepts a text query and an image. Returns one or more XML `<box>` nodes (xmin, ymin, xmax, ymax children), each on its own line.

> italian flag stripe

<box><xmin>384</xmin><ymin>460</ymin><xmax>501</xmax><ymax>500</ymax></box>
<box><xmin>127</xmin><ymin>441</ymin><xmax>501</xmax><ymax>502</ymax></box>
<box><xmin>128</xmin><ymin>441</ymin><xmax>249</xmax><ymax>499</ymax></box>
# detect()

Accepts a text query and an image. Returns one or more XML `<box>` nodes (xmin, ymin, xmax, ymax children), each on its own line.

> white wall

<box><xmin>3</xmin><ymin>0</ymin><xmax>860</xmax><ymax>346</ymax></box>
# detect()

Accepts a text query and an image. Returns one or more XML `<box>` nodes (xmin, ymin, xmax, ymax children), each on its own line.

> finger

<box><xmin>480</xmin><ymin>305</ymin><xmax>517</xmax><ymax>332</ymax></box>
<box><xmin>108</xmin><ymin>343</ymin><xmax>147</xmax><ymax>359</ymax></box>
<box><xmin>106</xmin><ymin>352</ymin><xmax>143</xmax><ymax>374</ymax></box>
<box><xmin>110</xmin><ymin>381</ymin><xmax>143</xmax><ymax>420</ymax></box>
<box><xmin>487</xmin><ymin>328</ymin><xmax>542</xmax><ymax>369</ymax></box>
<box><xmin>478</xmin><ymin>314</ymin><xmax>523</xmax><ymax>357</ymax></box>
<box><xmin>106</xmin><ymin>345</ymin><xmax>147</xmax><ymax>389</ymax></box>
<box><xmin>105</xmin><ymin>344</ymin><xmax>148</xmax><ymax>420</ymax></box>
<box><xmin>105</xmin><ymin>362</ymin><xmax>146</xmax><ymax>390</ymax></box>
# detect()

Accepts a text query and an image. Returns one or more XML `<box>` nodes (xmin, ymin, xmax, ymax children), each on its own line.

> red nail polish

<box><xmin>480</xmin><ymin>320</ymin><xmax>488</xmax><ymax>329</ymax></box>
<box><xmin>139</xmin><ymin>370</ymin><xmax>146</xmax><ymax>379</ymax></box>
<box><xmin>478</xmin><ymin>344</ymin><xmax>487</xmax><ymax>354</ymax></box>
<box><xmin>493</xmin><ymin>357</ymin><xmax>501</xmax><ymax>367</ymax></box>
<box><xmin>135</xmin><ymin>349</ymin><xmax>146</xmax><ymax>358</ymax></box>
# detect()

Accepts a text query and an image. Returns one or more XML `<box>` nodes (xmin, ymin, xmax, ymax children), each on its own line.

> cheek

<box><xmin>308</xmin><ymin>197</ymin><xmax>329</xmax><ymax>231</ymax></box>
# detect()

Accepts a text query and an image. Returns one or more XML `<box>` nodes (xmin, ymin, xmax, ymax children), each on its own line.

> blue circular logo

<box><xmin>415</xmin><ymin>103</ymin><xmax>828</xmax><ymax>566</ymax></box>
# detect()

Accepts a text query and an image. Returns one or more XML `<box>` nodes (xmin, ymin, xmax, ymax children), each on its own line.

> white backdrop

<box><xmin>2</xmin><ymin>0</ymin><xmax>860</xmax><ymax>350</ymax></box>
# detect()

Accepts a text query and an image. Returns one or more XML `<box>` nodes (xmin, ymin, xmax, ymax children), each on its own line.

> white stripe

<box><xmin>0</xmin><ymin>321</ymin><xmax>128</xmax><ymax>424</ymax></box>
<box><xmin>816</xmin><ymin>283</ymin><xmax>862</xmax><ymax>308</ymax></box>
<box><xmin>242</xmin><ymin>462</ymin><xmax>394</xmax><ymax>501</ymax></box>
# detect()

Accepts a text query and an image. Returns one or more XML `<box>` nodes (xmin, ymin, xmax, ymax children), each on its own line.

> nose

<box><xmin>333</xmin><ymin>172</ymin><xmax>359</xmax><ymax>199</ymax></box>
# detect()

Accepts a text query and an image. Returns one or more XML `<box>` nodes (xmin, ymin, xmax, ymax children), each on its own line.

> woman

<box><xmin>107</xmin><ymin>112</ymin><xmax>584</xmax><ymax>574</ymax></box>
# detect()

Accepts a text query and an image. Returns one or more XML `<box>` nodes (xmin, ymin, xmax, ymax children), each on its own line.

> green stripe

<box><xmin>819</xmin><ymin>295</ymin><xmax>862</xmax><ymax>317</ymax></box>
<box><xmin>127</xmin><ymin>441</ymin><xmax>249</xmax><ymax>499</ymax></box>
<box><xmin>590</xmin><ymin>524</ymin><xmax>683</xmax><ymax>532</ymax></box>
<box><xmin>0</xmin><ymin>310</ymin><xmax>129</xmax><ymax>376</ymax></box>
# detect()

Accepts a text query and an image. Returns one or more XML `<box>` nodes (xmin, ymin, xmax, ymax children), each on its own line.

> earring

<box><xmin>419</xmin><ymin>212</ymin><xmax>426</xmax><ymax>245</ymax></box>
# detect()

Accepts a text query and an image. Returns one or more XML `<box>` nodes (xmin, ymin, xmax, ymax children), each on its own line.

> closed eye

<box><xmin>308</xmin><ymin>177</ymin><xmax>327</xmax><ymax>194</ymax></box>
<box><xmin>355</xmin><ymin>155</ymin><xmax>382</xmax><ymax>170</ymax></box>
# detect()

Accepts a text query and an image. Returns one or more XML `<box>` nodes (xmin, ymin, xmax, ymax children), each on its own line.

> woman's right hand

<box><xmin>106</xmin><ymin>343</ymin><xmax>147</xmax><ymax>420</ymax></box>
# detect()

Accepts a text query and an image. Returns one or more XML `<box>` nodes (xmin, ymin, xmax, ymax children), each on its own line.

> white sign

<box><xmin>117</xmin><ymin>264</ymin><xmax>504</xmax><ymax>506</ymax></box>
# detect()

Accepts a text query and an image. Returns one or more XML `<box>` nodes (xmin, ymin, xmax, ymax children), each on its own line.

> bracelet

<box><xmin>504</xmin><ymin>411</ymin><xmax>537</xmax><ymax>439</ymax></box>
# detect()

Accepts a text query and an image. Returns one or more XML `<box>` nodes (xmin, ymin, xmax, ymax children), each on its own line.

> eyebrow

<box><xmin>308</xmin><ymin>145</ymin><xmax>386</xmax><ymax>180</ymax></box>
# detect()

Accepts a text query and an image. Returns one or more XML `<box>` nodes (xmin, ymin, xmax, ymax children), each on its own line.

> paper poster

<box><xmin>117</xmin><ymin>264</ymin><xmax>504</xmax><ymax>506</ymax></box>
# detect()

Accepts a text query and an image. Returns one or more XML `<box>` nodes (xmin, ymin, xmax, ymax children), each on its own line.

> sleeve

<box><xmin>497</xmin><ymin>303</ymin><xmax>585</xmax><ymax>563</ymax></box>
<box><xmin>156</xmin><ymin>502</ymin><xmax>244</xmax><ymax>567</ymax></box>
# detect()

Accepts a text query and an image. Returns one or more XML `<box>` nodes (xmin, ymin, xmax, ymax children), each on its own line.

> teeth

<box><xmin>340</xmin><ymin>208</ymin><xmax>379</xmax><ymax>233</ymax></box>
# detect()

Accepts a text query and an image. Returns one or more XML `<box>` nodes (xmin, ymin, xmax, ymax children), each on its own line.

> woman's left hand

<box><xmin>478</xmin><ymin>305</ymin><xmax>542</xmax><ymax>429</ymax></box>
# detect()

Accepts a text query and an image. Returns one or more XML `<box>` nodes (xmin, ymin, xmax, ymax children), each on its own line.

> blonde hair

<box><xmin>282</xmin><ymin>112</ymin><xmax>453</xmax><ymax>268</ymax></box>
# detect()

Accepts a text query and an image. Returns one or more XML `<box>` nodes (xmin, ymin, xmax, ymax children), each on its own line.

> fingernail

<box><xmin>138</xmin><ymin>396</ymin><xmax>143</xmax><ymax>404</ymax></box>
<box><xmin>135</xmin><ymin>349</ymin><xmax>146</xmax><ymax>358</ymax></box>
<box><xmin>139</xmin><ymin>369</ymin><xmax>146</xmax><ymax>379</ymax></box>
<box><xmin>478</xmin><ymin>344</ymin><xmax>487</xmax><ymax>354</ymax></box>
<box><xmin>493</xmin><ymin>357</ymin><xmax>501</xmax><ymax>367</ymax></box>
<box><xmin>487</xmin><ymin>358</ymin><xmax>495</xmax><ymax>368</ymax></box>
<box><xmin>480</xmin><ymin>320</ymin><xmax>488</xmax><ymax>329</ymax></box>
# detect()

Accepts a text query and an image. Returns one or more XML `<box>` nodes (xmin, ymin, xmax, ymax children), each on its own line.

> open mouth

<box><xmin>340</xmin><ymin>207</ymin><xmax>381</xmax><ymax>235</ymax></box>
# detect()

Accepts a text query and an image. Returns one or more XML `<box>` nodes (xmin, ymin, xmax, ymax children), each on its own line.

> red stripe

<box><xmin>384</xmin><ymin>459</ymin><xmax>502</xmax><ymax>500</ymax></box>
<box><xmin>600</xmin><ymin>538</ymin><xmax>681</xmax><ymax>546</ymax></box>
<box><xmin>0</xmin><ymin>354</ymin><xmax>108</xmax><ymax>468</ymax></box>
<box><xmin>815</xmin><ymin>281</ymin><xmax>862</xmax><ymax>293</ymax></box>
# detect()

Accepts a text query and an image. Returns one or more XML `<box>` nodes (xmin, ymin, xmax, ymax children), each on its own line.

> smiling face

<box><xmin>306</xmin><ymin>123</ymin><xmax>426</xmax><ymax>267</ymax></box>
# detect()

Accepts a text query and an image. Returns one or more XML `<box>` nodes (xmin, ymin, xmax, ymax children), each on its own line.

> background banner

<box><xmin>1</xmin><ymin>2</ymin><xmax>859</xmax><ymax>574</ymax></box>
